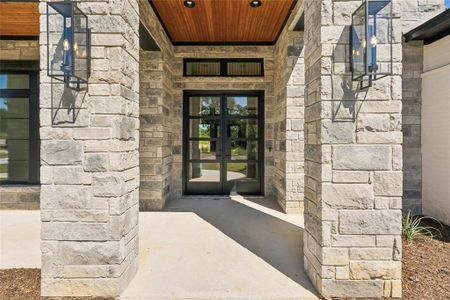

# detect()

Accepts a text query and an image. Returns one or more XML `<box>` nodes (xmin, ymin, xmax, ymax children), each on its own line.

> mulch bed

<box><xmin>0</xmin><ymin>269</ymin><xmax>114</xmax><ymax>300</ymax></box>
<box><xmin>1</xmin><ymin>220</ymin><xmax>449</xmax><ymax>300</ymax></box>
<box><xmin>400</xmin><ymin>219</ymin><xmax>450</xmax><ymax>300</ymax></box>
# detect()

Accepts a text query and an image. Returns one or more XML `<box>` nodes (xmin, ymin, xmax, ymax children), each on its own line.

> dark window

<box><xmin>183</xmin><ymin>59</ymin><xmax>264</xmax><ymax>77</ymax></box>
<box><xmin>0</xmin><ymin>71</ymin><xmax>39</xmax><ymax>184</ymax></box>
<box><xmin>185</xmin><ymin>61</ymin><xmax>221</xmax><ymax>76</ymax></box>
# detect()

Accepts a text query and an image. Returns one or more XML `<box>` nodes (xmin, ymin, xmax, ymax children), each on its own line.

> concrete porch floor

<box><xmin>0</xmin><ymin>196</ymin><xmax>318</xmax><ymax>299</ymax></box>
<box><xmin>0</xmin><ymin>210</ymin><xmax>41</xmax><ymax>269</ymax></box>
<box><xmin>122</xmin><ymin>196</ymin><xmax>318</xmax><ymax>300</ymax></box>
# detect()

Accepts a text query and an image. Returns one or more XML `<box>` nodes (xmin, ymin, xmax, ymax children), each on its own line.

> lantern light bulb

<box><xmin>183</xmin><ymin>0</ymin><xmax>195</xmax><ymax>8</ymax></box>
<box><xmin>63</xmin><ymin>39</ymin><xmax>70</xmax><ymax>51</ymax></box>
<box><xmin>250</xmin><ymin>0</ymin><xmax>262</xmax><ymax>8</ymax></box>
<box><xmin>370</xmin><ymin>36</ymin><xmax>378</xmax><ymax>46</ymax></box>
<box><xmin>74</xmin><ymin>42</ymin><xmax>79</xmax><ymax>52</ymax></box>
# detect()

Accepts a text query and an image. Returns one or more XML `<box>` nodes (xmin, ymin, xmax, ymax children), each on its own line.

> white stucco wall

<box><xmin>423</xmin><ymin>35</ymin><xmax>450</xmax><ymax>72</ymax></box>
<box><xmin>421</xmin><ymin>35</ymin><xmax>450</xmax><ymax>225</ymax></box>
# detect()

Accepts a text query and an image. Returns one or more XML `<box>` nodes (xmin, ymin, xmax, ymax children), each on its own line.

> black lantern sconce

<box><xmin>351</xmin><ymin>0</ymin><xmax>393</xmax><ymax>89</ymax></box>
<box><xmin>47</xmin><ymin>1</ymin><xmax>91</xmax><ymax>90</ymax></box>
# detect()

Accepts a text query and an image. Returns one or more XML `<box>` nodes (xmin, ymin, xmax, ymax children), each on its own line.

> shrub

<box><xmin>402</xmin><ymin>210</ymin><xmax>441</xmax><ymax>241</ymax></box>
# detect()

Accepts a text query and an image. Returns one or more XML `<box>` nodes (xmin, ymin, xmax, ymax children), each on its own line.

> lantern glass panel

<box><xmin>73</xmin><ymin>5</ymin><xmax>89</xmax><ymax>82</ymax></box>
<box><xmin>47</xmin><ymin>2</ymin><xmax>72</xmax><ymax>80</ymax></box>
<box><xmin>351</xmin><ymin>2</ymin><xmax>367</xmax><ymax>81</ymax></box>
<box><xmin>367</xmin><ymin>0</ymin><xmax>392</xmax><ymax>78</ymax></box>
<box><xmin>47</xmin><ymin>1</ymin><xmax>90</xmax><ymax>86</ymax></box>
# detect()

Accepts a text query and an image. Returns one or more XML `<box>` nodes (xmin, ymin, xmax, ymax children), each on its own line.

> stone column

<box><xmin>39</xmin><ymin>0</ymin><xmax>139</xmax><ymax>296</ymax></box>
<box><xmin>401</xmin><ymin>0</ymin><xmax>445</xmax><ymax>215</ymax></box>
<box><xmin>285</xmin><ymin>32</ymin><xmax>305</xmax><ymax>213</ymax></box>
<box><xmin>273</xmin><ymin>30</ymin><xmax>305</xmax><ymax>214</ymax></box>
<box><xmin>139</xmin><ymin>50</ymin><xmax>173</xmax><ymax>210</ymax></box>
<box><xmin>303</xmin><ymin>0</ymin><xmax>403</xmax><ymax>298</ymax></box>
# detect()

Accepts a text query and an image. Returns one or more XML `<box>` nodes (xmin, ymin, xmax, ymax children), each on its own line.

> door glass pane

<box><xmin>227</xmin><ymin>96</ymin><xmax>258</xmax><ymax>116</ymax></box>
<box><xmin>227</xmin><ymin>119</ymin><xmax>258</xmax><ymax>139</ymax></box>
<box><xmin>185</xmin><ymin>93</ymin><xmax>262</xmax><ymax>195</ymax></box>
<box><xmin>190</xmin><ymin>140</ymin><xmax>221</xmax><ymax>160</ymax></box>
<box><xmin>189</xmin><ymin>119</ymin><xmax>220</xmax><ymax>139</ymax></box>
<box><xmin>230</xmin><ymin>140</ymin><xmax>258</xmax><ymax>161</ymax></box>
<box><xmin>6</xmin><ymin>140</ymin><xmax>29</xmax><ymax>161</ymax></box>
<box><xmin>2</xmin><ymin>161</ymin><xmax>29</xmax><ymax>182</ymax></box>
<box><xmin>189</xmin><ymin>96</ymin><xmax>220</xmax><ymax>116</ymax></box>
<box><xmin>188</xmin><ymin>163</ymin><xmax>220</xmax><ymax>183</ymax></box>
<box><xmin>0</xmin><ymin>74</ymin><xmax>29</xmax><ymax>89</ymax></box>
<box><xmin>0</xmin><ymin>98</ymin><xmax>29</xmax><ymax>118</ymax></box>
<box><xmin>0</xmin><ymin>118</ymin><xmax>29</xmax><ymax>139</ymax></box>
<box><xmin>227</xmin><ymin>163</ymin><xmax>258</xmax><ymax>182</ymax></box>
<box><xmin>0</xmin><ymin>97</ymin><xmax>30</xmax><ymax>182</ymax></box>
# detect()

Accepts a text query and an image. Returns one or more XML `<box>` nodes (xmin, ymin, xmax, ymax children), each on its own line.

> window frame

<box><xmin>183</xmin><ymin>58</ymin><xmax>264</xmax><ymax>77</ymax></box>
<box><xmin>0</xmin><ymin>70</ymin><xmax>40</xmax><ymax>184</ymax></box>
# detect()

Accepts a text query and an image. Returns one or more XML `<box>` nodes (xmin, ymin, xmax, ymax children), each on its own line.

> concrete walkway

<box><xmin>0</xmin><ymin>197</ymin><xmax>318</xmax><ymax>299</ymax></box>
<box><xmin>122</xmin><ymin>196</ymin><xmax>318</xmax><ymax>300</ymax></box>
<box><xmin>0</xmin><ymin>210</ymin><xmax>41</xmax><ymax>269</ymax></box>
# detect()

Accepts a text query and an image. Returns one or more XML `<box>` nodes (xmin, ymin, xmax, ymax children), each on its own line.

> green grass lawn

<box><xmin>201</xmin><ymin>162</ymin><xmax>247</xmax><ymax>173</ymax></box>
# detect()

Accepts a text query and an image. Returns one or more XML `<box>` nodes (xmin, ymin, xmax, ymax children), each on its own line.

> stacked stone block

<box><xmin>39</xmin><ymin>0</ymin><xmax>139</xmax><ymax>296</ymax></box>
<box><xmin>303</xmin><ymin>0</ymin><xmax>403</xmax><ymax>297</ymax></box>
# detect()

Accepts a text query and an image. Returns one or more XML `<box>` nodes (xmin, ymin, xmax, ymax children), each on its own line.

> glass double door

<box><xmin>184</xmin><ymin>92</ymin><xmax>264</xmax><ymax>195</ymax></box>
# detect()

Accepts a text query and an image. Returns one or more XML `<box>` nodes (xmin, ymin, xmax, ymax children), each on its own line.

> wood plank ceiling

<box><xmin>0</xmin><ymin>2</ymin><xmax>40</xmax><ymax>37</ymax></box>
<box><xmin>150</xmin><ymin>0</ymin><xmax>297</xmax><ymax>45</ymax></box>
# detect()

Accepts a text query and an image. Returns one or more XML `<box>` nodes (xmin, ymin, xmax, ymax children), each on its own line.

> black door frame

<box><xmin>182</xmin><ymin>90</ymin><xmax>265</xmax><ymax>195</ymax></box>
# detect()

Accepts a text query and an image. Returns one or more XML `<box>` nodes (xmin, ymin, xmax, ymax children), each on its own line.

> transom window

<box><xmin>0</xmin><ymin>72</ymin><xmax>39</xmax><ymax>184</ymax></box>
<box><xmin>183</xmin><ymin>58</ymin><xmax>264</xmax><ymax>77</ymax></box>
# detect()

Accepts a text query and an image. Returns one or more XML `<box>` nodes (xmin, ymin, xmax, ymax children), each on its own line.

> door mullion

<box><xmin>220</xmin><ymin>94</ymin><xmax>226</xmax><ymax>193</ymax></box>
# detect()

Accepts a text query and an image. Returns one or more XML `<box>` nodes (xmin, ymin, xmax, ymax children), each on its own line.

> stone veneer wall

<box><xmin>272</xmin><ymin>31</ymin><xmax>288</xmax><ymax>210</ymax></box>
<box><xmin>402</xmin><ymin>40</ymin><xmax>424</xmax><ymax>214</ymax></box>
<box><xmin>0</xmin><ymin>40</ymin><xmax>41</xmax><ymax>210</ymax></box>
<box><xmin>302</xmin><ymin>0</ymin><xmax>403</xmax><ymax>297</ymax></box>
<box><xmin>0</xmin><ymin>40</ymin><xmax>39</xmax><ymax>60</ymax></box>
<box><xmin>138</xmin><ymin>0</ymin><xmax>176</xmax><ymax>210</ymax></box>
<box><xmin>139</xmin><ymin>50</ymin><xmax>174</xmax><ymax>210</ymax></box>
<box><xmin>39</xmin><ymin>0</ymin><xmax>139</xmax><ymax>296</ymax></box>
<box><xmin>272</xmin><ymin>29</ymin><xmax>306</xmax><ymax>213</ymax></box>
<box><xmin>401</xmin><ymin>0</ymin><xmax>445</xmax><ymax>214</ymax></box>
